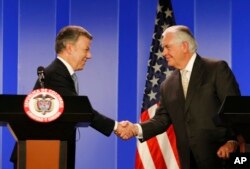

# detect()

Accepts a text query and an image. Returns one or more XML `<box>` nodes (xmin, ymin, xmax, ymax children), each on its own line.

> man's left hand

<box><xmin>217</xmin><ymin>141</ymin><xmax>238</xmax><ymax>159</ymax></box>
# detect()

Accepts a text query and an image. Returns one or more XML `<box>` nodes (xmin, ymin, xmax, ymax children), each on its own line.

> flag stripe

<box><xmin>138</xmin><ymin>106</ymin><xmax>180</xmax><ymax>169</ymax></box>
<box><xmin>147</xmin><ymin>137</ymin><xmax>167</xmax><ymax>169</ymax></box>
<box><xmin>157</xmin><ymin>129</ymin><xmax>179</xmax><ymax>169</ymax></box>
<box><xmin>135</xmin><ymin>149</ymin><xmax>144</xmax><ymax>169</ymax></box>
<box><xmin>146</xmin><ymin>106</ymin><xmax>167</xmax><ymax>169</ymax></box>
<box><xmin>137</xmin><ymin>140</ymin><xmax>156</xmax><ymax>169</ymax></box>
<box><xmin>167</xmin><ymin>125</ymin><xmax>181</xmax><ymax>168</ymax></box>
<box><xmin>149</xmin><ymin>105</ymin><xmax>180</xmax><ymax>169</ymax></box>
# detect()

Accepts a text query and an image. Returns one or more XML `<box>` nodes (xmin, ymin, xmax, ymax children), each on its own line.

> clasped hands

<box><xmin>114</xmin><ymin>121</ymin><xmax>139</xmax><ymax>140</ymax></box>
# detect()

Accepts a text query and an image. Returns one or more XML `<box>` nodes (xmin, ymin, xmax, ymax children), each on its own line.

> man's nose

<box><xmin>162</xmin><ymin>48</ymin><xmax>168</xmax><ymax>58</ymax></box>
<box><xmin>86</xmin><ymin>52</ymin><xmax>92</xmax><ymax>59</ymax></box>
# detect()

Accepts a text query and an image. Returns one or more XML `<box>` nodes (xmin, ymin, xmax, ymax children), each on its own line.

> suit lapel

<box><xmin>54</xmin><ymin>59</ymin><xmax>78</xmax><ymax>95</ymax></box>
<box><xmin>172</xmin><ymin>70</ymin><xmax>186</xmax><ymax>110</ymax></box>
<box><xmin>184</xmin><ymin>55</ymin><xmax>204</xmax><ymax>112</ymax></box>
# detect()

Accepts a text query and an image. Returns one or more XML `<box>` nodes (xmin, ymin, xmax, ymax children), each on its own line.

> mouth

<box><xmin>165</xmin><ymin>57</ymin><xmax>170</xmax><ymax>61</ymax></box>
<box><xmin>82</xmin><ymin>59</ymin><xmax>87</xmax><ymax>64</ymax></box>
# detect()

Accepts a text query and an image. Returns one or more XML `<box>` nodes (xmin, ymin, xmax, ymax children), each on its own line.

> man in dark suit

<box><xmin>11</xmin><ymin>25</ymin><xmax>124</xmax><ymax>169</ymax></box>
<box><xmin>117</xmin><ymin>25</ymin><xmax>240</xmax><ymax>169</ymax></box>
<box><xmin>35</xmin><ymin>25</ymin><xmax>117</xmax><ymax>169</ymax></box>
<box><xmin>34</xmin><ymin>25</ymin><xmax>116</xmax><ymax>136</ymax></box>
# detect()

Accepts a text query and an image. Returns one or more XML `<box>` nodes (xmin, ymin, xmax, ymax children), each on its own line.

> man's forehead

<box><xmin>161</xmin><ymin>33</ymin><xmax>174</xmax><ymax>44</ymax></box>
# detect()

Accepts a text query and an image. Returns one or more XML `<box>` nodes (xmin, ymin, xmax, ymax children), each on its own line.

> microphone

<box><xmin>37</xmin><ymin>66</ymin><xmax>45</xmax><ymax>88</ymax></box>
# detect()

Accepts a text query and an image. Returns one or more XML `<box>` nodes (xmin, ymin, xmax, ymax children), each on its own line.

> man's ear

<box><xmin>65</xmin><ymin>43</ymin><xmax>73</xmax><ymax>54</ymax></box>
<box><xmin>182</xmin><ymin>41</ymin><xmax>189</xmax><ymax>53</ymax></box>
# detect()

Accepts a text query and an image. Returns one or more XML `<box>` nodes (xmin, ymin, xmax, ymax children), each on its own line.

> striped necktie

<box><xmin>71</xmin><ymin>73</ymin><xmax>79</xmax><ymax>95</ymax></box>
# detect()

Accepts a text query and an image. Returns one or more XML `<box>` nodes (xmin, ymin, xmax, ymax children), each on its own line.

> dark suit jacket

<box><xmin>140</xmin><ymin>55</ymin><xmax>240</xmax><ymax>169</ymax></box>
<box><xmin>11</xmin><ymin>58</ymin><xmax>115</xmax><ymax>169</ymax></box>
<box><xmin>34</xmin><ymin>58</ymin><xmax>115</xmax><ymax>136</ymax></box>
<box><xmin>33</xmin><ymin>58</ymin><xmax>115</xmax><ymax>169</ymax></box>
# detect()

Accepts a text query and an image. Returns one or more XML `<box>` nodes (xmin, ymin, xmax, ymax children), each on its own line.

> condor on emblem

<box><xmin>24</xmin><ymin>88</ymin><xmax>64</xmax><ymax>122</ymax></box>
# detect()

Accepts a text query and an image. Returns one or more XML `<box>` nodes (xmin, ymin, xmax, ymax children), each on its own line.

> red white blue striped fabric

<box><xmin>135</xmin><ymin>0</ymin><xmax>180</xmax><ymax>168</ymax></box>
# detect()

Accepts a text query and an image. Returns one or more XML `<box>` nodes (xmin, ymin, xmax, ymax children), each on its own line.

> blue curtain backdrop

<box><xmin>1</xmin><ymin>0</ymin><xmax>250</xmax><ymax>169</ymax></box>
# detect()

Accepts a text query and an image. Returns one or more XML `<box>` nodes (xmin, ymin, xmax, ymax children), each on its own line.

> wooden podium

<box><xmin>0</xmin><ymin>94</ymin><xmax>93</xmax><ymax>169</ymax></box>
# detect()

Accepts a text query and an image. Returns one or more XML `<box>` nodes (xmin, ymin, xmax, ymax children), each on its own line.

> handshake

<box><xmin>114</xmin><ymin>121</ymin><xmax>139</xmax><ymax>140</ymax></box>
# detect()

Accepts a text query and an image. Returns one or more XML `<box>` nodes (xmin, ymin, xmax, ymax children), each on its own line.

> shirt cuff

<box><xmin>227</xmin><ymin>140</ymin><xmax>238</xmax><ymax>146</ymax></box>
<box><xmin>113</xmin><ymin>121</ymin><xmax>118</xmax><ymax>131</ymax></box>
<box><xmin>135</xmin><ymin>123</ymin><xmax>143</xmax><ymax>139</ymax></box>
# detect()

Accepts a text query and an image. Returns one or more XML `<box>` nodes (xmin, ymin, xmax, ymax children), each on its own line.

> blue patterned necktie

<box><xmin>71</xmin><ymin>73</ymin><xmax>79</xmax><ymax>95</ymax></box>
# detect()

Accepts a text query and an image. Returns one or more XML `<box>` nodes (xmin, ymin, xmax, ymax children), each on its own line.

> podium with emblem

<box><xmin>0</xmin><ymin>92</ymin><xmax>93</xmax><ymax>169</ymax></box>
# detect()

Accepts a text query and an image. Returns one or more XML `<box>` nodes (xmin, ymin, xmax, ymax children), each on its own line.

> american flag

<box><xmin>135</xmin><ymin>0</ymin><xmax>180</xmax><ymax>168</ymax></box>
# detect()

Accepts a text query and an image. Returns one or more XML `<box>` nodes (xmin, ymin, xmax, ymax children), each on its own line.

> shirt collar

<box><xmin>183</xmin><ymin>53</ymin><xmax>197</xmax><ymax>73</ymax></box>
<box><xmin>57</xmin><ymin>56</ymin><xmax>75</xmax><ymax>76</ymax></box>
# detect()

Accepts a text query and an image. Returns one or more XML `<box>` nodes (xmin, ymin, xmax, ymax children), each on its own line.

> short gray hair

<box><xmin>55</xmin><ymin>25</ymin><xmax>93</xmax><ymax>54</ymax></box>
<box><xmin>163</xmin><ymin>25</ymin><xmax>197</xmax><ymax>53</ymax></box>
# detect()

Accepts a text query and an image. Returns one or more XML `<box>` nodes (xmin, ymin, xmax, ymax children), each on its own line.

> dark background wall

<box><xmin>1</xmin><ymin>0</ymin><xmax>249</xmax><ymax>168</ymax></box>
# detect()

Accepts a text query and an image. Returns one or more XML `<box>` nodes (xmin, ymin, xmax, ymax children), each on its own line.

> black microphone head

<box><xmin>37</xmin><ymin>66</ymin><xmax>45</xmax><ymax>75</ymax></box>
